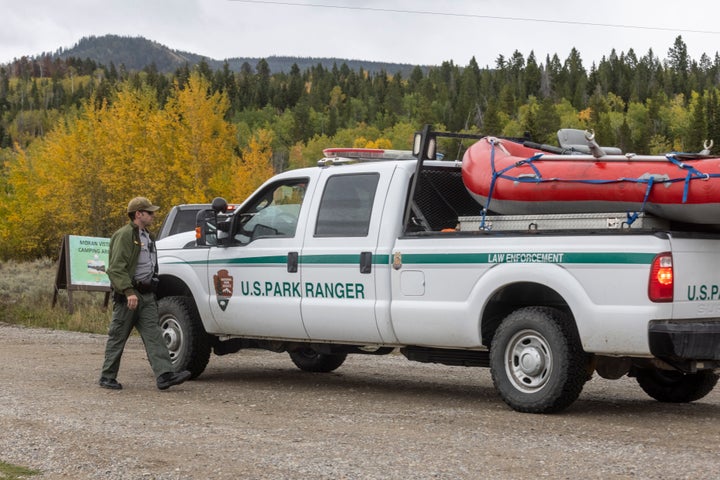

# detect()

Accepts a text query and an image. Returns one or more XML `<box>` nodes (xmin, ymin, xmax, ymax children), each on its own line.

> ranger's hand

<box><xmin>127</xmin><ymin>294</ymin><xmax>139</xmax><ymax>310</ymax></box>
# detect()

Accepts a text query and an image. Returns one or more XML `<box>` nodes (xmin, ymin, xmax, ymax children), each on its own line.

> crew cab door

<box><xmin>206</xmin><ymin>176</ymin><xmax>312</xmax><ymax>339</ymax></box>
<box><xmin>299</xmin><ymin>165</ymin><xmax>392</xmax><ymax>343</ymax></box>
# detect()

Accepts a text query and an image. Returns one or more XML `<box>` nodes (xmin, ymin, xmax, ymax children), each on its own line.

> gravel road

<box><xmin>1</xmin><ymin>322</ymin><xmax>719</xmax><ymax>480</ymax></box>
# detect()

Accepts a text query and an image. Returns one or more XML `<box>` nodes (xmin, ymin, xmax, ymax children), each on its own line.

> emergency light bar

<box><xmin>322</xmin><ymin>148</ymin><xmax>416</xmax><ymax>160</ymax></box>
<box><xmin>319</xmin><ymin>147</ymin><xmax>447</xmax><ymax>167</ymax></box>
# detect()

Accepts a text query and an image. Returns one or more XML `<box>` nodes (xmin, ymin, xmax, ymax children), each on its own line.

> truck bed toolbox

<box><xmin>459</xmin><ymin>212</ymin><xmax>670</xmax><ymax>232</ymax></box>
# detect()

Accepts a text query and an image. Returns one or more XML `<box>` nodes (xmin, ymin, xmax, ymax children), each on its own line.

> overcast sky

<box><xmin>2</xmin><ymin>0</ymin><xmax>719</xmax><ymax>68</ymax></box>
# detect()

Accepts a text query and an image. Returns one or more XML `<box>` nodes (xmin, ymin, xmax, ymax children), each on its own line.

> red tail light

<box><xmin>648</xmin><ymin>252</ymin><xmax>673</xmax><ymax>302</ymax></box>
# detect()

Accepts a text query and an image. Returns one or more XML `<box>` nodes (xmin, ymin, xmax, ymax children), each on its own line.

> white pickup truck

<box><xmin>155</xmin><ymin>126</ymin><xmax>720</xmax><ymax>413</ymax></box>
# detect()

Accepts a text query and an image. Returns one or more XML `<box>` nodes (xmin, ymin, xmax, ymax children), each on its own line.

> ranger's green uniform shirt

<box><xmin>107</xmin><ymin>222</ymin><xmax>156</xmax><ymax>297</ymax></box>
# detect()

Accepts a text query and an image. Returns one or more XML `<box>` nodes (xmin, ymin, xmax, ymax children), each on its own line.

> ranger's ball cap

<box><xmin>127</xmin><ymin>197</ymin><xmax>160</xmax><ymax>213</ymax></box>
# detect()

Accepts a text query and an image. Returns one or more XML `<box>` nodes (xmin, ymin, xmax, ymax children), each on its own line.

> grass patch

<box><xmin>0</xmin><ymin>460</ymin><xmax>40</xmax><ymax>479</ymax></box>
<box><xmin>0</xmin><ymin>259</ymin><xmax>111</xmax><ymax>334</ymax></box>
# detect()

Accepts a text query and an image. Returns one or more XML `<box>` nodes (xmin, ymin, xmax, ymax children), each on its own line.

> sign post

<box><xmin>53</xmin><ymin>235</ymin><xmax>112</xmax><ymax>313</ymax></box>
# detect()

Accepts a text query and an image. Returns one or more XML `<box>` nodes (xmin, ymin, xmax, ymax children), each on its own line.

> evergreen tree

<box><xmin>498</xmin><ymin>84</ymin><xmax>516</xmax><ymax>118</ymax></box>
<box><xmin>534</xmin><ymin>97</ymin><xmax>561</xmax><ymax>144</ymax></box>
<box><xmin>481</xmin><ymin>98</ymin><xmax>502</xmax><ymax>136</ymax></box>
<box><xmin>524</xmin><ymin>52</ymin><xmax>542</xmax><ymax>99</ymax></box>
<box><xmin>287</xmin><ymin>63</ymin><xmax>303</xmax><ymax>107</ymax></box>
<box><xmin>254</xmin><ymin>59</ymin><xmax>271</xmax><ymax>108</ymax></box>
<box><xmin>545</xmin><ymin>54</ymin><xmax>562</xmax><ymax>98</ymax></box>
<box><xmin>455</xmin><ymin>58</ymin><xmax>481</xmax><ymax>129</ymax></box>
<box><xmin>409</xmin><ymin>66</ymin><xmax>424</xmax><ymax>90</ymax></box>
<box><xmin>667</xmin><ymin>36</ymin><xmax>690</xmax><ymax>96</ymax></box>
<box><xmin>508</xmin><ymin>50</ymin><xmax>526</xmax><ymax>101</ymax></box>
<box><xmin>563</xmin><ymin>48</ymin><xmax>587</xmax><ymax>109</ymax></box>
<box><xmin>235</xmin><ymin>62</ymin><xmax>254</xmax><ymax>110</ymax></box>
<box><xmin>384</xmin><ymin>72</ymin><xmax>403</xmax><ymax>120</ymax></box>
<box><xmin>617</xmin><ymin>118</ymin><xmax>633</xmax><ymax>153</ymax></box>
<box><xmin>706</xmin><ymin>88</ymin><xmax>720</xmax><ymax>150</ymax></box>
<box><xmin>687</xmin><ymin>91</ymin><xmax>707</xmax><ymax>152</ymax></box>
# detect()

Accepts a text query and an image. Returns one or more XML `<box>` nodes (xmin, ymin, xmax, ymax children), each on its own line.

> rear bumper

<box><xmin>649</xmin><ymin>320</ymin><xmax>720</xmax><ymax>362</ymax></box>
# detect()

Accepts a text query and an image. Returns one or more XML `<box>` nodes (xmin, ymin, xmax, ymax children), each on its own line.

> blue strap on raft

<box><xmin>478</xmin><ymin>141</ymin><xmax>720</xmax><ymax>229</ymax></box>
<box><xmin>665</xmin><ymin>154</ymin><xmax>713</xmax><ymax>203</ymax></box>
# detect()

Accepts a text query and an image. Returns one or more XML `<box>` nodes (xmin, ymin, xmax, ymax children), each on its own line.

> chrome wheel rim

<box><xmin>160</xmin><ymin>316</ymin><xmax>183</xmax><ymax>363</ymax></box>
<box><xmin>505</xmin><ymin>329</ymin><xmax>552</xmax><ymax>393</ymax></box>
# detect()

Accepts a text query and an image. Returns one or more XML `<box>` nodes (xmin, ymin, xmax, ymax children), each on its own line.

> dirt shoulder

<box><xmin>1</xmin><ymin>322</ymin><xmax>719</xmax><ymax>480</ymax></box>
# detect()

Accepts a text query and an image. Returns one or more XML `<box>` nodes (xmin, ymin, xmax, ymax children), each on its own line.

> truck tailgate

<box><xmin>670</xmin><ymin>234</ymin><xmax>720</xmax><ymax>319</ymax></box>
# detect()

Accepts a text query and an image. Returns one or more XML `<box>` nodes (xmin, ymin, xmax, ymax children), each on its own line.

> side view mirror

<box><xmin>195</xmin><ymin>209</ymin><xmax>217</xmax><ymax>246</ymax></box>
<box><xmin>196</xmin><ymin>198</ymin><xmax>232</xmax><ymax>247</ymax></box>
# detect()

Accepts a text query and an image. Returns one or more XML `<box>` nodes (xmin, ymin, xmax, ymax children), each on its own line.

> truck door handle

<box><xmin>360</xmin><ymin>251</ymin><xmax>372</xmax><ymax>274</ymax></box>
<box><xmin>287</xmin><ymin>251</ymin><xmax>298</xmax><ymax>273</ymax></box>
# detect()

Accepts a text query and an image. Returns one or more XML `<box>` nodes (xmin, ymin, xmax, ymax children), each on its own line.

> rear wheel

<box><xmin>635</xmin><ymin>368</ymin><xmax>719</xmax><ymax>403</ymax></box>
<box><xmin>157</xmin><ymin>296</ymin><xmax>211</xmax><ymax>379</ymax></box>
<box><xmin>289</xmin><ymin>348</ymin><xmax>347</xmax><ymax>373</ymax></box>
<box><xmin>490</xmin><ymin>306</ymin><xmax>589</xmax><ymax>413</ymax></box>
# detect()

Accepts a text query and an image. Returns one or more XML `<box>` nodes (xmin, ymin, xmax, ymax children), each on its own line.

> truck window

<box><xmin>168</xmin><ymin>209</ymin><xmax>198</xmax><ymax>237</ymax></box>
<box><xmin>315</xmin><ymin>173</ymin><xmax>379</xmax><ymax>237</ymax></box>
<box><xmin>234</xmin><ymin>179</ymin><xmax>308</xmax><ymax>243</ymax></box>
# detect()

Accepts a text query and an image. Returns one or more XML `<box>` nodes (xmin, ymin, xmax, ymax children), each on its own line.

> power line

<box><xmin>229</xmin><ymin>0</ymin><xmax>720</xmax><ymax>35</ymax></box>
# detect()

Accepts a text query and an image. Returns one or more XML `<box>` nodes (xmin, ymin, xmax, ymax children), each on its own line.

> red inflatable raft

<box><xmin>461</xmin><ymin>137</ymin><xmax>720</xmax><ymax>224</ymax></box>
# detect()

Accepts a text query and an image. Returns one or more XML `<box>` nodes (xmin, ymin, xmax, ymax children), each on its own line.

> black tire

<box><xmin>289</xmin><ymin>348</ymin><xmax>347</xmax><ymax>373</ymax></box>
<box><xmin>636</xmin><ymin>368</ymin><xmax>719</xmax><ymax>403</ymax></box>
<box><xmin>157</xmin><ymin>296</ymin><xmax>211</xmax><ymax>379</ymax></box>
<box><xmin>490</xmin><ymin>306</ymin><xmax>588</xmax><ymax>413</ymax></box>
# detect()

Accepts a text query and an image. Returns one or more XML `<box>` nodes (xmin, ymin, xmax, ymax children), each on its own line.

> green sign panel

<box><xmin>67</xmin><ymin>235</ymin><xmax>111</xmax><ymax>287</ymax></box>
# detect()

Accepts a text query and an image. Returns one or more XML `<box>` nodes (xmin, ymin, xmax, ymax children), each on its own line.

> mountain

<box><xmin>53</xmin><ymin>34</ymin><xmax>427</xmax><ymax>76</ymax></box>
<box><xmin>55</xmin><ymin>35</ymin><xmax>203</xmax><ymax>72</ymax></box>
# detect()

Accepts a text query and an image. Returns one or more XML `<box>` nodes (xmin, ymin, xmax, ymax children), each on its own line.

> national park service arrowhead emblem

<box><xmin>213</xmin><ymin>269</ymin><xmax>233</xmax><ymax>311</ymax></box>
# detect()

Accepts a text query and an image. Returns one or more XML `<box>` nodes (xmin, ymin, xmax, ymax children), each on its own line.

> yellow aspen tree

<box><xmin>94</xmin><ymin>86</ymin><xmax>161</xmax><ymax>209</ymax></box>
<box><xmin>231</xmin><ymin>128</ymin><xmax>275</xmax><ymax>201</ymax></box>
<box><xmin>359</xmin><ymin>138</ymin><xmax>393</xmax><ymax>149</ymax></box>
<box><xmin>3</xmin><ymin>100</ymin><xmax>120</xmax><ymax>258</ymax></box>
<box><xmin>36</xmin><ymin>88</ymin><xmax>161</xmax><ymax>238</ymax></box>
<box><xmin>162</xmin><ymin>71</ymin><xmax>239</xmax><ymax>204</ymax></box>
<box><xmin>32</xmin><ymin>109</ymin><xmax>107</xmax><ymax>242</ymax></box>
<box><xmin>2</xmin><ymin>144</ymin><xmax>53</xmax><ymax>258</ymax></box>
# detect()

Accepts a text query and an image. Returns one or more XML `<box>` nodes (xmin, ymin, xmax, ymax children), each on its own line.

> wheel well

<box><xmin>480</xmin><ymin>282</ymin><xmax>573</xmax><ymax>347</ymax></box>
<box><xmin>157</xmin><ymin>275</ymin><xmax>193</xmax><ymax>300</ymax></box>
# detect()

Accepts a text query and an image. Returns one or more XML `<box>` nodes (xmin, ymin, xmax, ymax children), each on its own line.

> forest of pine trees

<box><xmin>1</xmin><ymin>35</ymin><xmax>720</xmax><ymax>259</ymax></box>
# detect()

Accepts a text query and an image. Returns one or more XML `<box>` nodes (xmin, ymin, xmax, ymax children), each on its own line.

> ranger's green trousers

<box><xmin>100</xmin><ymin>292</ymin><xmax>173</xmax><ymax>379</ymax></box>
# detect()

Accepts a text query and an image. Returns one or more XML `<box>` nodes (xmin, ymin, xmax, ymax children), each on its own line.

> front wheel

<box><xmin>490</xmin><ymin>306</ymin><xmax>589</xmax><ymax>413</ymax></box>
<box><xmin>289</xmin><ymin>348</ymin><xmax>347</xmax><ymax>372</ymax></box>
<box><xmin>157</xmin><ymin>296</ymin><xmax>212</xmax><ymax>379</ymax></box>
<box><xmin>635</xmin><ymin>368</ymin><xmax>719</xmax><ymax>403</ymax></box>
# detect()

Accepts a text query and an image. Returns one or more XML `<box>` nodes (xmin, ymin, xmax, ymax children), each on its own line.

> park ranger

<box><xmin>99</xmin><ymin>196</ymin><xmax>191</xmax><ymax>391</ymax></box>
